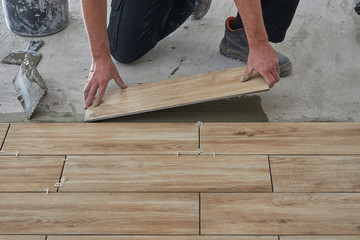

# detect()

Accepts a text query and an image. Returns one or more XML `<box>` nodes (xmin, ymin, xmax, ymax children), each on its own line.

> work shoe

<box><xmin>220</xmin><ymin>17</ymin><xmax>292</xmax><ymax>77</ymax></box>
<box><xmin>192</xmin><ymin>0</ymin><xmax>212</xmax><ymax>19</ymax></box>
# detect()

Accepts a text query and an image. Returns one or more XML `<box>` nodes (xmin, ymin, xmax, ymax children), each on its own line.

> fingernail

<box><xmin>240</xmin><ymin>76</ymin><xmax>248</xmax><ymax>82</ymax></box>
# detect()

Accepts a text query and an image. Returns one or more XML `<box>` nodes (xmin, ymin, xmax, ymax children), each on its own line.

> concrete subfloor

<box><xmin>0</xmin><ymin>0</ymin><xmax>359</xmax><ymax>123</ymax></box>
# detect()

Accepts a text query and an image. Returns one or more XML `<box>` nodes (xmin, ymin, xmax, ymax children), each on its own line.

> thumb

<box><xmin>113</xmin><ymin>73</ymin><xmax>128</xmax><ymax>89</ymax></box>
<box><xmin>240</xmin><ymin>65</ymin><xmax>254</xmax><ymax>82</ymax></box>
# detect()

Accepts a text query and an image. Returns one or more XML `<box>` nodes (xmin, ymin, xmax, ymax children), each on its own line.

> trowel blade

<box><xmin>13</xmin><ymin>54</ymin><xmax>47</xmax><ymax>119</ymax></box>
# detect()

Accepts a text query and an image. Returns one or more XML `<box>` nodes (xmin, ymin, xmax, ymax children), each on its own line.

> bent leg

<box><xmin>232</xmin><ymin>0</ymin><xmax>299</xmax><ymax>43</ymax></box>
<box><xmin>108</xmin><ymin>0</ymin><xmax>194</xmax><ymax>63</ymax></box>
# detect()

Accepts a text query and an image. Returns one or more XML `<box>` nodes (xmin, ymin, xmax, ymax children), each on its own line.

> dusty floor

<box><xmin>0</xmin><ymin>0</ymin><xmax>359</xmax><ymax>123</ymax></box>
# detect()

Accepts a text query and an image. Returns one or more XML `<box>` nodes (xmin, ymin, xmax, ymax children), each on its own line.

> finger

<box><xmin>84</xmin><ymin>83</ymin><xmax>98</xmax><ymax>109</ymax></box>
<box><xmin>276</xmin><ymin>63</ymin><xmax>280</xmax><ymax>77</ymax></box>
<box><xmin>93</xmin><ymin>85</ymin><xmax>107</xmax><ymax>107</ymax></box>
<box><xmin>261</xmin><ymin>71</ymin><xmax>277</xmax><ymax>88</ymax></box>
<box><xmin>113</xmin><ymin>72</ymin><xmax>127</xmax><ymax>89</ymax></box>
<box><xmin>84</xmin><ymin>81</ymin><xmax>92</xmax><ymax>101</ymax></box>
<box><xmin>240</xmin><ymin>65</ymin><xmax>254</xmax><ymax>82</ymax></box>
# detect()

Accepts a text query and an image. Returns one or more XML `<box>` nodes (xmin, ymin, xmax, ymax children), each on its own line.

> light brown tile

<box><xmin>85</xmin><ymin>67</ymin><xmax>269</xmax><ymax>121</ymax></box>
<box><xmin>0</xmin><ymin>193</ymin><xmax>198</xmax><ymax>234</ymax></box>
<box><xmin>201</xmin><ymin>123</ymin><xmax>360</xmax><ymax>154</ymax></box>
<box><xmin>2</xmin><ymin>123</ymin><xmax>197</xmax><ymax>155</ymax></box>
<box><xmin>61</xmin><ymin>155</ymin><xmax>271</xmax><ymax>192</ymax></box>
<box><xmin>271</xmin><ymin>155</ymin><xmax>360</xmax><ymax>192</ymax></box>
<box><xmin>0</xmin><ymin>155</ymin><xmax>64</xmax><ymax>192</ymax></box>
<box><xmin>202</xmin><ymin>193</ymin><xmax>360</xmax><ymax>235</ymax></box>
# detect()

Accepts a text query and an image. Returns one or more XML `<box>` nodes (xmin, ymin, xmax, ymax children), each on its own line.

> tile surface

<box><xmin>271</xmin><ymin>155</ymin><xmax>360</xmax><ymax>192</ymax></box>
<box><xmin>201</xmin><ymin>123</ymin><xmax>360</xmax><ymax>154</ymax></box>
<box><xmin>85</xmin><ymin>67</ymin><xmax>269</xmax><ymax>121</ymax></box>
<box><xmin>202</xmin><ymin>193</ymin><xmax>360</xmax><ymax>235</ymax></box>
<box><xmin>0</xmin><ymin>193</ymin><xmax>198</xmax><ymax>234</ymax></box>
<box><xmin>0</xmin><ymin>155</ymin><xmax>64</xmax><ymax>192</ymax></box>
<box><xmin>2</xmin><ymin>123</ymin><xmax>197</xmax><ymax>155</ymax></box>
<box><xmin>61</xmin><ymin>155</ymin><xmax>271</xmax><ymax>192</ymax></box>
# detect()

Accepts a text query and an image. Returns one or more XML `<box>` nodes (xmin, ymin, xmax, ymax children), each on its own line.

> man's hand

<box><xmin>234</xmin><ymin>0</ymin><xmax>280</xmax><ymax>88</ymax></box>
<box><xmin>241</xmin><ymin>43</ymin><xmax>280</xmax><ymax>88</ymax></box>
<box><xmin>84</xmin><ymin>57</ymin><xmax>127</xmax><ymax>109</ymax></box>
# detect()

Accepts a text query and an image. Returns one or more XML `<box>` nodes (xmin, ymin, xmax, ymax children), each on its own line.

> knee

<box><xmin>110</xmin><ymin>47</ymin><xmax>142</xmax><ymax>64</ymax></box>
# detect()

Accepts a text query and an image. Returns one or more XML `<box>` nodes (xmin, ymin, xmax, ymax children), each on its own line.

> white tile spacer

<box><xmin>197</xmin><ymin>149</ymin><xmax>203</xmax><ymax>155</ymax></box>
<box><xmin>54</xmin><ymin>182</ymin><xmax>62</xmax><ymax>187</ymax></box>
<box><xmin>213</xmin><ymin>152</ymin><xmax>216</xmax><ymax>157</ymax></box>
<box><xmin>15</xmin><ymin>151</ymin><xmax>19</xmax><ymax>157</ymax></box>
<box><xmin>176</xmin><ymin>151</ymin><xmax>180</xmax><ymax>157</ymax></box>
<box><xmin>196</xmin><ymin>121</ymin><xmax>203</xmax><ymax>126</ymax></box>
<box><xmin>45</xmin><ymin>188</ymin><xmax>49</xmax><ymax>194</ymax></box>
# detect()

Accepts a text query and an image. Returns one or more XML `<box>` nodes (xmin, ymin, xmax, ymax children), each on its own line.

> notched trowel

<box><xmin>13</xmin><ymin>53</ymin><xmax>47</xmax><ymax>119</ymax></box>
<box><xmin>2</xmin><ymin>39</ymin><xmax>44</xmax><ymax>66</ymax></box>
<box><xmin>2</xmin><ymin>39</ymin><xmax>46</xmax><ymax>119</ymax></box>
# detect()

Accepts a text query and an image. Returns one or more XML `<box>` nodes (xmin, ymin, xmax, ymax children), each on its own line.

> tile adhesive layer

<box><xmin>84</xmin><ymin>67</ymin><xmax>269</xmax><ymax>122</ymax></box>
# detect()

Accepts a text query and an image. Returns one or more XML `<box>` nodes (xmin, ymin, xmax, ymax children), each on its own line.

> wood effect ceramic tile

<box><xmin>201</xmin><ymin>193</ymin><xmax>360</xmax><ymax>235</ymax></box>
<box><xmin>48</xmin><ymin>236</ymin><xmax>278</xmax><ymax>240</ymax></box>
<box><xmin>200</xmin><ymin>123</ymin><xmax>360</xmax><ymax>154</ymax></box>
<box><xmin>0</xmin><ymin>156</ymin><xmax>64</xmax><ymax>192</ymax></box>
<box><xmin>61</xmin><ymin>155</ymin><xmax>271</xmax><ymax>192</ymax></box>
<box><xmin>1</xmin><ymin>123</ymin><xmax>197</xmax><ymax>155</ymax></box>
<box><xmin>270</xmin><ymin>155</ymin><xmax>360</xmax><ymax>192</ymax></box>
<box><xmin>84</xmin><ymin>67</ymin><xmax>269</xmax><ymax>122</ymax></box>
<box><xmin>0</xmin><ymin>124</ymin><xmax>9</xmax><ymax>150</ymax></box>
<box><xmin>0</xmin><ymin>237</ymin><xmax>45</xmax><ymax>240</ymax></box>
<box><xmin>280</xmin><ymin>237</ymin><xmax>360</xmax><ymax>240</ymax></box>
<box><xmin>0</xmin><ymin>193</ymin><xmax>198</xmax><ymax>234</ymax></box>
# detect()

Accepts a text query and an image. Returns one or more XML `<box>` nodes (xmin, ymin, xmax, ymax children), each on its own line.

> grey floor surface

<box><xmin>0</xmin><ymin>0</ymin><xmax>359</xmax><ymax>123</ymax></box>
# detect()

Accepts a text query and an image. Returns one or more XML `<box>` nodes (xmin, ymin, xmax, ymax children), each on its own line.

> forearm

<box><xmin>233</xmin><ymin>0</ymin><xmax>268</xmax><ymax>48</ymax></box>
<box><xmin>81</xmin><ymin>0</ymin><xmax>110</xmax><ymax>60</ymax></box>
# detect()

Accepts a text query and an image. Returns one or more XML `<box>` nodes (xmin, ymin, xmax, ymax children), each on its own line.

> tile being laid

<box><xmin>84</xmin><ymin>67</ymin><xmax>269</xmax><ymax>122</ymax></box>
<box><xmin>0</xmin><ymin>155</ymin><xmax>64</xmax><ymax>192</ymax></box>
<box><xmin>1</xmin><ymin>123</ymin><xmax>198</xmax><ymax>155</ymax></box>
<box><xmin>60</xmin><ymin>155</ymin><xmax>271</xmax><ymax>192</ymax></box>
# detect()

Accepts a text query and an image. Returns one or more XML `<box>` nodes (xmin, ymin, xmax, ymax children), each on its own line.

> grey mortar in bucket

<box><xmin>2</xmin><ymin>0</ymin><xmax>69</xmax><ymax>36</ymax></box>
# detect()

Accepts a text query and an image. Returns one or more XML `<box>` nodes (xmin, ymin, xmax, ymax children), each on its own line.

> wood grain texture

<box><xmin>61</xmin><ymin>155</ymin><xmax>271</xmax><ymax>192</ymax></box>
<box><xmin>201</xmin><ymin>193</ymin><xmax>360</xmax><ymax>235</ymax></box>
<box><xmin>0</xmin><ymin>237</ymin><xmax>45</xmax><ymax>240</ymax></box>
<box><xmin>0</xmin><ymin>124</ymin><xmax>9</xmax><ymax>150</ymax></box>
<box><xmin>84</xmin><ymin>67</ymin><xmax>269</xmax><ymax>122</ymax></box>
<box><xmin>1</xmin><ymin>123</ymin><xmax>197</xmax><ymax>155</ymax></box>
<box><xmin>0</xmin><ymin>156</ymin><xmax>64</xmax><ymax>192</ymax></box>
<box><xmin>48</xmin><ymin>236</ymin><xmax>277</xmax><ymax>240</ymax></box>
<box><xmin>0</xmin><ymin>193</ymin><xmax>198</xmax><ymax>234</ymax></box>
<box><xmin>201</xmin><ymin>122</ymin><xmax>360</xmax><ymax>154</ymax></box>
<box><xmin>280</xmin><ymin>237</ymin><xmax>360</xmax><ymax>240</ymax></box>
<box><xmin>271</xmin><ymin>155</ymin><xmax>360</xmax><ymax>192</ymax></box>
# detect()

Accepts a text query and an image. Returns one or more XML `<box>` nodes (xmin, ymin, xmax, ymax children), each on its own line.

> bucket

<box><xmin>2</xmin><ymin>0</ymin><xmax>69</xmax><ymax>36</ymax></box>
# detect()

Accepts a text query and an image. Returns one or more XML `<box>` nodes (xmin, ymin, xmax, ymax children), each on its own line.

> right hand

<box><xmin>240</xmin><ymin>42</ymin><xmax>280</xmax><ymax>88</ymax></box>
<box><xmin>84</xmin><ymin>57</ymin><xmax>127</xmax><ymax>109</ymax></box>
